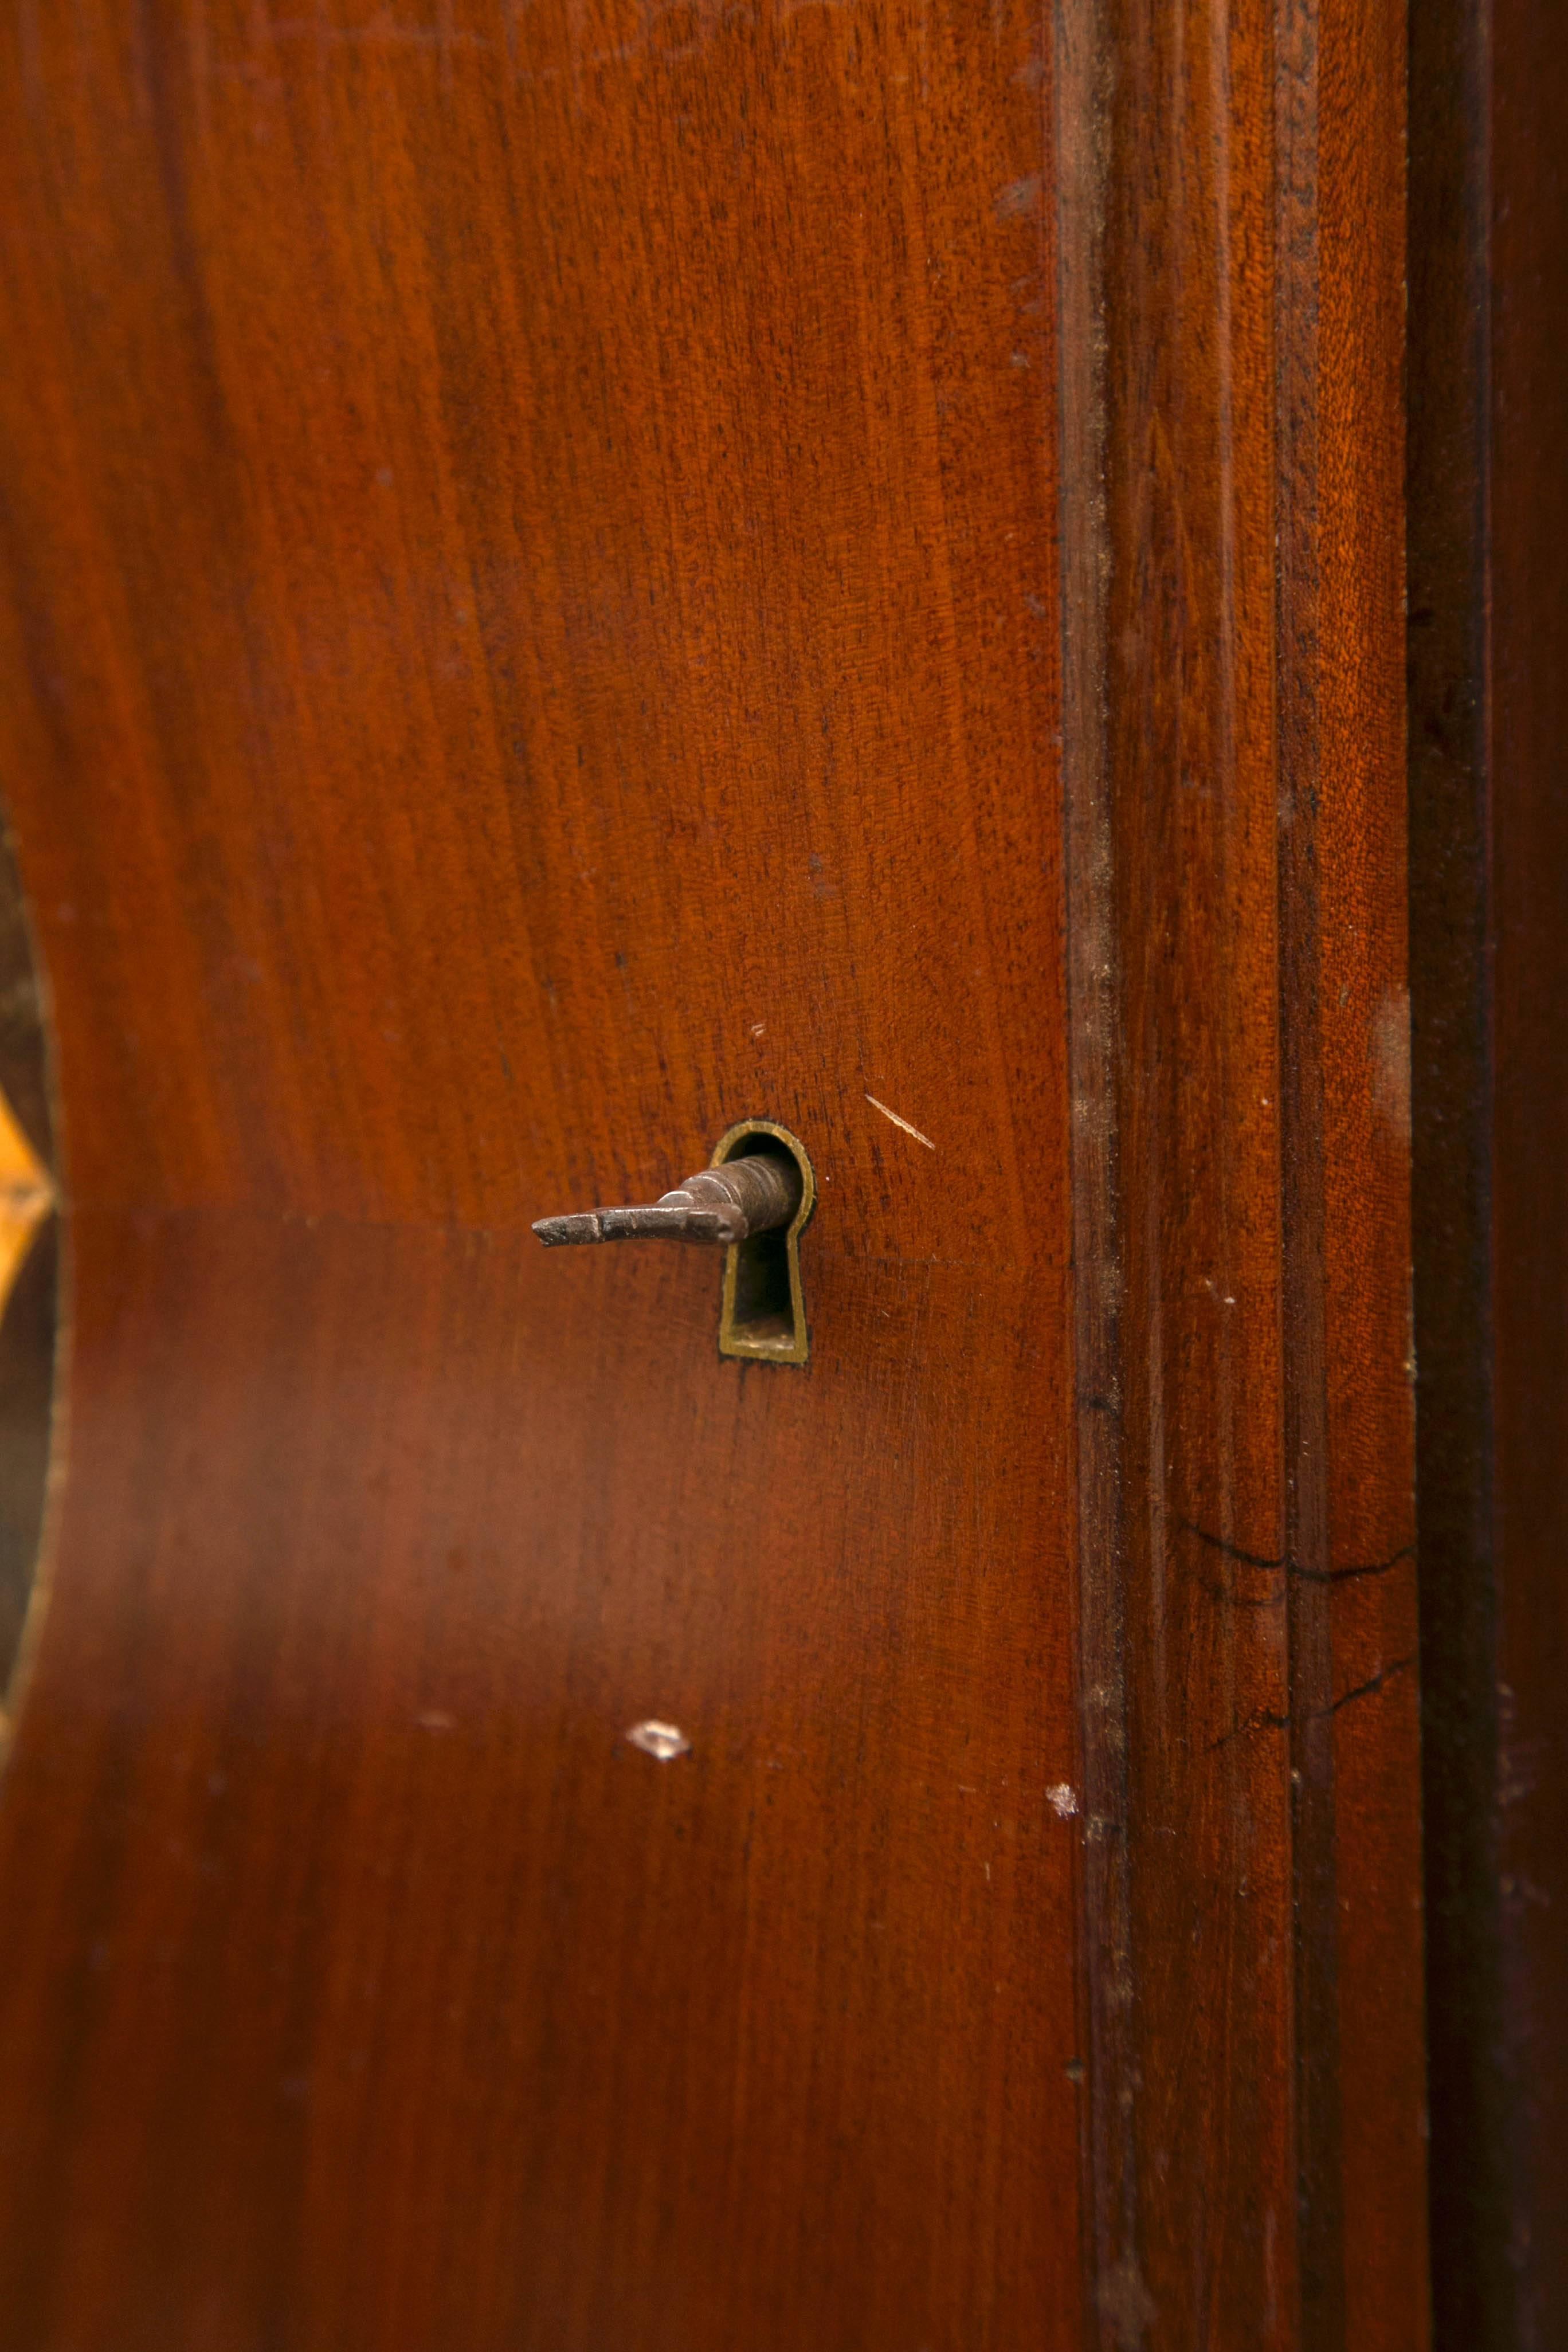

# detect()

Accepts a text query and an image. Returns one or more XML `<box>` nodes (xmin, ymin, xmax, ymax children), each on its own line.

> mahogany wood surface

<box><xmin>0</xmin><ymin>7</ymin><xmax>1084</xmax><ymax>2346</ymax></box>
<box><xmin>1081</xmin><ymin>0</ymin><xmax>1426</xmax><ymax>2340</ymax></box>
<box><xmin>0</xmin><ymin>2</ymin><xmax>1425</xmax><ymax>2346</ymax></box>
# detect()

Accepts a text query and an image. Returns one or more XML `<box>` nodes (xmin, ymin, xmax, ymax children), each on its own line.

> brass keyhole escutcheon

<box><xmin>710</xmin><ymin>1121</ymin><xmax>814</xmax><ymax>1365</ymax></box>
<box><xmin>531</xmin><ymin>1120</ymin><xmax>816</xmax><ymax>1365</ymax></box>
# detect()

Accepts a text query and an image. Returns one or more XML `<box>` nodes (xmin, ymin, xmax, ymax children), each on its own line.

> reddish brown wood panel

<box><xmin>1072</xmin><ymin>0</ymin><xmax>1426</xmax><ymax>2340</ymax></box>
<box><xmin>0</xmin><ymin>1212</ymin><xmax>1085</xmax><ymax>2349</ymax></box>
<box><xmin>0</xmin><ymin>5</ymin><xmax>1086</xmax><ymax>2348</ymax></box>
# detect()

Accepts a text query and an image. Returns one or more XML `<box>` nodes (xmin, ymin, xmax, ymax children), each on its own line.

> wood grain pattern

<box><xmin>0</xmin><ymin>1</ymin><xmax>1426</xmax><ymax>2345</ymax></box>
<box><xmin>0</xmin><ymin>1212</ymin><xmax>1085</xmax><ymax>2350</ymax></box>
<box><xmin>1073</xmin><ymin>0</ymin><xmax>1426</xmax><ymax>2339</ymax></box>
<box><xmin>0</xmin><ymin>5</ymin><xmax>1085</xmax><ymax>2346</ymax></box>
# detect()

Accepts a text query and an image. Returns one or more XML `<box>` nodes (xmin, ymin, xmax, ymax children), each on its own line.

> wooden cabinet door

<box><xmin>0</xmin><ymin>3</ymin><xmax>1427</xmax><ymax>2347</ymax></box>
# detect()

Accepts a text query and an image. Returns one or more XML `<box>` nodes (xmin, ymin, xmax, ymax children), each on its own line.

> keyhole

<box><xmin>712</xmin><ymin>1120</ymin><xmax>814</xmax><ymax>1365</ymax></box>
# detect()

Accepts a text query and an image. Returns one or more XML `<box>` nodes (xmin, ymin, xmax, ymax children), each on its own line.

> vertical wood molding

<box><xmin>1051</xmin><ymin>1</ymin><xmax>1138</xmax><ymax>2339</ymax></box>
<box><xmin>1060</xmin><ymin>0</ymin><xmax>1428</xmax><ymax>2339</ymax></box>
<box><xmin>1410</xmin><ymin>0</ymin><xmax>1568</xmax><ymax>2340</ymax></box>
<box><xmin>1273</xmin><ymin>5</ymin><xmax>1342</xmax><ymax>2330</ymax></box>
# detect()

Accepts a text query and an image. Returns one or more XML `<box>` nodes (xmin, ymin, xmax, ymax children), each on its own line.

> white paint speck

<box><xmin>865</xmin><ymin>1093</ymin><xmax>936</xmax><ymax>1150</ymax></box>
<box><xmin>1047</xmin><ymin>1782</ymin><xmax>1080</xmax><ymax>1818</ymax></box>
<box><xmin>751</xmin><ymin>1022</ymin><xmax>766</xmax><ymax>1037</ymax></box>
<box><xmin>626</xmin><ymin>1719</ymin><xmax>691</xmax><ymax>1762</ymax></box>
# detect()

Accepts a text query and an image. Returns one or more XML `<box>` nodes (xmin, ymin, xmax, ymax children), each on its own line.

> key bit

<box><xmin>532</xmin><ymin>1151</ymin><xmax>802</xmax><ymax>1249</ymax></box>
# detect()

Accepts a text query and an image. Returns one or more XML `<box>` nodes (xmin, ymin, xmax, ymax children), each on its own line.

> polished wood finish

<box><xmin>3</xmin><ymin>1212</ymin><xmax>1089</xmax><ymax>2350</ymax></box>
<box><xmin>1071</xmin><ymin>0</ymin><xmax>1426</xmax><ymax>2339</ymax></box>
<box><xmin>1409</xmin><ymin>0</ymin><xmax>1568</xmax><ymax>2342</ymax></box>
<box><xmin>0</xmin><ymin>2</ymin><xmax>1426</xmax><ymax>2346</ymax></box>
<box><xmin>0</xmin><ymin>7</ymin><xmax>1083</xmax><ymax>2346</ymax></box>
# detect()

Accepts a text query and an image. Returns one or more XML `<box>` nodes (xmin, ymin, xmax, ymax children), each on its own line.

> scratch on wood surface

<box><xmin>1207</xmin><ymin>1653</ymin><xmax>1418</xmax><ymax>1753</ymax></box>
<box><xmin>1182</xmin><ymin>1520</ymin><xmax>1415</xmax><ymax>1590</ymax></box>
<box><xmin>865</xmin><ymin>1094</ymin><xmax>936</xmax><ymax>1150</ymax></box>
